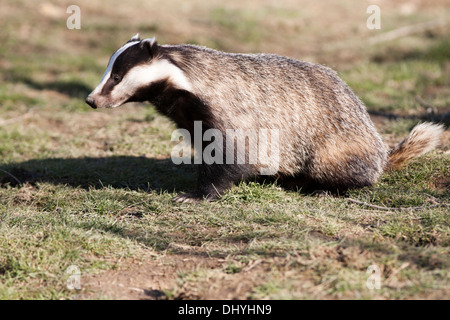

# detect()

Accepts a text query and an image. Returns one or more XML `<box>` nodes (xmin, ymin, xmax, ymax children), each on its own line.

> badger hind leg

<box><xmin>305</xmin><ymin>135</ymin><xmax>388</xmax><ymax>192</ymax></box>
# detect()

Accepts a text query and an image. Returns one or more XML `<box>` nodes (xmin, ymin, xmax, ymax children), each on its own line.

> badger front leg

<box><xmin>173</xmin><ymin>163</ymin><xmax>246</xmax><ymax>203</ymax></box>
<box><xmin>172</xmin><ymin>164</ymin><xmax>232</xmax><ymax>203</ymax></box>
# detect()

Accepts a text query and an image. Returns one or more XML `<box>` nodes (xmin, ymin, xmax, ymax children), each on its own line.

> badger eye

<box><xmin>112</xmin><ymin>74</ymin><xmax>121</xmax><ymax>83</ymax></box>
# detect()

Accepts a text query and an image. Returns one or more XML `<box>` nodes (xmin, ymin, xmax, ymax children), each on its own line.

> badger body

<box><xmin>86</xmin><ymin>34</ymin><xmax>444</xmax><ymax>202</ymax></box>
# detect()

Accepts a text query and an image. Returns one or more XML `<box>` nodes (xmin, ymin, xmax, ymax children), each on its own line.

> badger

<box><xmin>86</xmin><ymin>34</ymin><xmax>444</xmax><ymax>203</ymax></box>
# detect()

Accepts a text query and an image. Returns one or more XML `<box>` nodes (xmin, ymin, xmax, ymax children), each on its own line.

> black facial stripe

<box><xmin>99</xmin><ymin>41</ymin><xmax>161</xmax><ymax>97</ymax></box>
<box><xmin>111</xmin><ymin>43</ymin><xmax>152</xmax><ymax>80</ymax></box>
<box><xmin>99</xmin><ymin>43</ymin><xmax>151</xmax><ymax>96</ymax></box>
<box><xmin>100</xmin><ymin>77</ymin><xmax>117</xmax><ymax>96</ymax></box>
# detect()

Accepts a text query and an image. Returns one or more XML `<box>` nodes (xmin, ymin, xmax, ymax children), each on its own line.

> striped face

<box><xmin>86</xmin><ymin>35</ymin><xmax>192</xmax><ymax>109</ymax></box>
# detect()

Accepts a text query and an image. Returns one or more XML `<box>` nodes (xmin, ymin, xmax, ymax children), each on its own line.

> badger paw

<box><xmin>172</xmin><ymin>193</ymin><xmax>204</xmax><ymax>204</ymax></box>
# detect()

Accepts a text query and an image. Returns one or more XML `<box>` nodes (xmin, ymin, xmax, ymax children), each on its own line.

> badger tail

<box><xmin>387</xmin><ymin>122</ymin><xmax>445</xmax><ymax>170</ymax></box>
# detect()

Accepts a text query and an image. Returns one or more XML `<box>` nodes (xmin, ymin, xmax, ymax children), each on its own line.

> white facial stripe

<box><xmin>110</xmin><ymin>59</ymin><xmax>193</xmax><ymax>103</ymax></box>
<box><xmin>91</xmin><ymin>41</ymin><xmax>140</xmax><ymax>95</ymax></box>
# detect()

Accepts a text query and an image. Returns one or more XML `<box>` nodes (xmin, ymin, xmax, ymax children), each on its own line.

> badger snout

<box><xmin>85</xmin><ymin>95</ymin><xmax>97</xmax><ymax>109</ymax></box>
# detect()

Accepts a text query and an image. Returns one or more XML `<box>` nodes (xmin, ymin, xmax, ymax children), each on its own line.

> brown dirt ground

<box><xmin>81</xmin><ymin>253</ymin><xmax>274</xmax><ymax>300</ymax></box>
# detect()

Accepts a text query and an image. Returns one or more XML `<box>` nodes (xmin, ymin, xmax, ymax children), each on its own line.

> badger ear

<box><xmin>141</xmin><ymin>37</ymin><xmax>157</xmax><ymax>47</ymax></box>
<box><xmin>129</xmin><ymin>33</ymin><xmax>141</xmax><ymax>42</ymax></box>
<box><xmin>140</xmin><ymin>37</ymin><xmax>158</xmax><ymax>56</ymax></box>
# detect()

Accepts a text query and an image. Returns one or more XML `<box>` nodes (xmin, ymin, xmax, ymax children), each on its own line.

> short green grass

<box><xmin>0</xmin><ymin>0</ymin><xmax>449</xmax><ymax>299</ymax></box>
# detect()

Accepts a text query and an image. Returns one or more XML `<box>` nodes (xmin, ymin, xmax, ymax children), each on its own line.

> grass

<box><xmin>344</xmin><ymin>55</ymin><xmax>450</xmax><ymax>114</ymax></box>
<box><xmin>0</xmin><ymin>0</ymin><xmax>449</xmax><ymax>299</ymax></box>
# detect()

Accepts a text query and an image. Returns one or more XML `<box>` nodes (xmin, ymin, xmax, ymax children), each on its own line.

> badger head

<box><xmin>86</xmin><ymin>34</ymin><xmax>192</xmax><ymax>109</ymax></box>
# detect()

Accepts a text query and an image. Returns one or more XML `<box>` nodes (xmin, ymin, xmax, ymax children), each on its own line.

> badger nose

<box><xmin>85</xmin><ymin>95</ymin><xmax>97</xmax><ymax>109</ymax></box>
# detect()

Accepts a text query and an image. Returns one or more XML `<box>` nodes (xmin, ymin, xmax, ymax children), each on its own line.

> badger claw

<box><xmin>172</xmin><ymin>193</ymin><xmax>204</xmax><ymax>203</ymax></box>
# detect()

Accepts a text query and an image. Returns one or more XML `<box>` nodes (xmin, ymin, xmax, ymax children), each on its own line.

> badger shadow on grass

<box><xmin>0</xmin><ymin>156</ymin><xmax>195</xmax><ymax>194</ymax></box>
<box><xmin>0</xmin><ymin>156</ymin><xmax>339</xmax><ymax>198</ymax></box>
